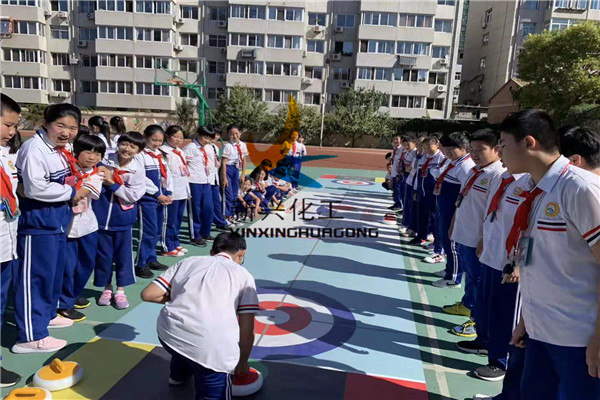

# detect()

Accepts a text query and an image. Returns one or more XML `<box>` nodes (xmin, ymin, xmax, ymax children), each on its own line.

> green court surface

<box><xmin>1</xmin><ymin>164</ymin><xmax>501</xmax><ymax>400</ymax></box>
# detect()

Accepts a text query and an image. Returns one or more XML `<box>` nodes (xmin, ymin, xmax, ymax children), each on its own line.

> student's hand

<box><xmin>97</xmin><ymin>165</ymin><xmax>110</xmax><ymax>177</ymax></box>
<box><xmin>73</xmin><ymin>187</ymin><xmax>90</xmax><ymax>204</ymax></box>
<box><xmin>510</xmin><ymin>318</ymin><xmax>527</xmax><ymax>348</ymax></box>
<box><xmin>502</xmin><ymin>266</ymin><xmax>520</xmax><ymax>284</ymax></box>
<box><xmin>222</xmin><ymin>177</ymin><xmax>229</xmax><ymax>188</ymax></box>
<box><xmin>476</xmin><ymin>240</ymin><xmax>484</xmax><ymax>258</ymax></box>
<box><xmin>586</xmin><ymin>335</ymin><xmax>600</xmax><ymax>378</ymax></box>
<box><xmin>157</xmin><ymin>195</ymin><xmax>170</xmax><ymax>205</ymax></box>
<box><xmin>234</xmin><ymin>360</ymin><xmax>250</xmax><ymax>377</ymax></box>
<box><xmin>242</xmin><ymin>201</ymin><xmax>247</xmax><ymax>208</ymax></box>
<box><xmin>103</xmin><ymin>174</ymin><xmax>115</xmax><ymax>186</ymax></box>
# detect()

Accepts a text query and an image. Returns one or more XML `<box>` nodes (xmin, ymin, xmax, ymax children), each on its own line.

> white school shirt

<box><xmin>451</xmin><ymin>160</ymin><xmax>505</xmax><ymax>247</ymax></box>
<box><xmin>0</xmin><ymin>146</ymin><xmax>19</xmax><ymax>262</ymax></box>
<box><xmin>183</xmin><ymin>140</ymin><xmax>215</xmax><ymax>185</ymax></box>
<box><xmin>400</xmin><ymin>148</ymin><xmax>417</xmax><ymax>180</ymax></box>
<box><xmin>478</xmin><ymin>172</ymin><xmax>528</xmax><ymax>271</ymax></box>
<box><xmin>139</xmin><ymin>149</ymin><xmax>174</xmax><ymax>197</ymax></box>
<box><xmin>390</xmin><ymin>146</ymin><xmax>403</xmax><ymax>179</ymax></box>
<box><xmin>406</xmin><ymin>152</ymin><xmax>421</xmax><ymax>187</ymax></box>
<box><xmin>443</xmin><ymin>154</ymin><xmax>475</xmax><ymax>187</ymax></box>
<box><xmin>286</xmin><ymin>141</ymin><xmax>306</xmax><ymax>157</ymax></box>
<box><xmin>160</xmin><ymin>144</ymin><xmax>190</xmax><ymax>201</ymax></box>
<box><xmin>154</xmin><ymin>253</ymin><xmax>259</xmax><ymax>373</ymax></box>
<box><xmin>67</xmin><ymin>166</ymin><xmax>104</xmax><ymax>238</ymax></box>
<box><xmin>208</xmin><ymin>143</ymin><xmax>221</xmax><ymax>186</ymax></box>
<box><xmin>416</xmin><ymin>151</ymin><xmax>445</xmax><ymax>194</ymax></box>
<box><xmin>222</xmin><ymin>141</ymin><xmax>248</xmax><ymax>166</ymax></box>
<box><xmin>518</xmin><ymin>156</ymin><xmax>600</xmax><ymax>347</ymax></box>
<box><xmin>92</xmin><ymin>133</ymin><xmax>117</xmax><ymax>162</ymax></box>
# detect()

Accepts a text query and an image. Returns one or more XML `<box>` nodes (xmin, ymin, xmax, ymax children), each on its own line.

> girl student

<box><xmin>237</xmin><ymin>176</ymin><xmax>261</xmax><ymax>221</ymax></box>
<box><xmin>109</xmin><ymin>116</ymin><xmax>126</xmax><ymax>143</ymax></box>
<box><xmin>92</xmin><ymin>131</ymin><xmax>146</xmax><ymax>309</ymax></box>
<box><xmin>160</xmin><ymin>125</ymin><xmax>190</xmax><ymax>257</ymax></box>
<box><xmin>88</xmin><ymin>116</ymin><xmax>115</xmax><ymax>160</ymax></box>
<box><xmin>221</xmin><ymin>124</ymin><xmax>247</xmax><ymax>226</ymax></box>
<box><xmin>135</xmin><ymin>125</ymin><xmax>173</xmax><ymax>279</ymax></box>
<box><xmin>57</xmin><ymin>134</ymin><xmax>106</xmax><ymax>322</ymax></box>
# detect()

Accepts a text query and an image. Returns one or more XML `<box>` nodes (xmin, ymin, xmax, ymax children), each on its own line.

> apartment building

<box><xmin>460</xmin><ymin>0</ymin><xmax>600</xmax><ymax>107</ymax></box>
<box><xmin>0</xmin><ymin>0</ymin><xmax>464</xmax><ymax>119</ymax></box>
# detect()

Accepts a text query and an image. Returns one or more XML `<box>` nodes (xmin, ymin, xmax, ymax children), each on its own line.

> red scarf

<box><xmin>292</xmin><ymin>142</ymin><xmax>297</xmax><ymax>156</ymax></box>
<box><xmin>486</xmin><ymin>176</ymin><xmax>515</xmax><ymax>221</ymax></box>
<box><xmin>434</xmin><ymin>164</ymin><xmax>455</xmax><ymax>195</ymax></box>
<box><xmin>420</xmin><ymin>157</ymin><xmax>433</xmax><ymax>177</ymax></box>
<box><xmin>145</xmin><ymin>151</ymin><xmax>167</xmax><ymax>179</ymax></box>
<box><xmin>460</xmin><ymin>167</ymin><xmax>484</xmax><ymax>198</ymax></box>
<box><xmin>72</xmin><ymin>166</ymin><xmax>98</xmax><ymax>190</ymax></box>
<box><xmin>172</xmin><ymin>148</ymin><xmax>187</xmax><ymax>167</ymax></box>
<box><xmin>505</xmin><ymin>187</ymin><xmax>543</xmax><ymax>259</ymax></box>
<box><xmin>235</xmin><ymin>143</ymin><xmax>243</xmax><ymax>162</ymax></box>
<box><xmin>112</xmin><ymin>168</ymin><xmax>128</xmax><ymax>186</ymax></box>
<box><xmin>0</xmin><ymin>164</ymin><xmax>18</xmax><ymax>219</ymax></box>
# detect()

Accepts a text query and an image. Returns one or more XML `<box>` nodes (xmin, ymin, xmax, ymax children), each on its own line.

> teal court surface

<box><xmin>1</xmin><ymin>164</ymin><xmax>503</xmax><ymax>400</ymax></box>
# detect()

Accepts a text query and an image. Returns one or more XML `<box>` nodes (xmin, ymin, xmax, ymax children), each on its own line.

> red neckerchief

<box><xmin>420</xmin><ymin>157</ymin><xmax>433</xmax><ymax>177</ymax></box>
<box><xmin>172</xmin><ymin>148</ymin><xmax>187</xmax><ymax>167</ymax></box>
<box><xmin>235</xmin><ymin>143</ymin><xmax>243</xmax><ymax>162</ymax></box>
<box><xmin>72</xmin><ymin>166</ymin><xmax>98</xmax><ymax>190</ymax></box>
<box><xmin>460</xmin><ymin>167</ymin><xmax>484</xmax><ymax>198</ymax></box>
<box><xmin>145</xmin><ymin>150</ymin><xmax>167</xmax><ymax>179</ymax></box>
<box><xmin>292</xmin><ymin>142</ymin><xmax>297</xmax><ymax>156</ymax></box>
<box><xmin>0</xmin><ymin>163</ymin><xmax>18</xmax><ymax>218</ymax></box>
<box><xmin>486</xmin><ymin>175</ymin><xmax>516</xmax><ymax>221</ymax></box>
<box><xmin>112</xmin><ymin>168</ymin><xmax>128</xmax><ymax>186</ymax></box>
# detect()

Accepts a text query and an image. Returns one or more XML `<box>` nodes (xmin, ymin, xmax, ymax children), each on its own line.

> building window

<box><xmin>79</xmin><ymin>27</ymin><xmax>96</xmax><ymax>41</ymax></box>
<box><xmin>81</xmin><ymin>54</ymin><xmax>98</xmax><ymax>67</ymax></box>
<box><xmin>393</xmin><ymin>68</ymin><xmax>428</xmax><ymax>82</ymax></box>
<box><xmin>522</xmin><ymin>0</ymin><xmax>540</xmax><ymax>9</ymax></box>
<box><xmin>265</xmin><ymin>89</ymin><xmax>297</xmax><ymax>103</ymax></box>
<box><xmin>179</xmin><ymin>87</ymin><xmax>194</xmax><ymax>98</ymax></box>
<box><xmin>428</xmin><ymin>72</ymin><xmax>447</xmax><ymax>85</ymax></box>
<box><xmin>592</xmin><ymin>0</ymin><xmax>600</xmax><ymax>9</ymax></box>
<box><xmin>230</xmin><ymin>33</ymin><xmax>264</xmax><ymax>47</ymax></box>
<box><xmin>550</xmin><ymin>18</ymin><xmax>579</xmax><ymax>30</ymax></box>
<box><xmin>230</xmin><ymin>5</ymin><xmax>266</xmax><ymax>19</ymax></box>
<box><xmin>479</xmin><ymin>57</ymin><xmax>486</xmax><ymax>69</ymax></box>
<box><xmin>265</xmin><ymin>62</ymin><xmax>300</xmax><ymax>76</ymax></box>
<box><xmin>136</xmin><ymin>56</ymin><xmax>169</xmax><ymax>69</ymax></box>
<box><xmin>304</xmin><ymin>93</ymin><xmax>321</xmax><ymax>105</ymax></box>
<box><xmin>82</xmin><ymin>81</ymin><xmax>98</xmax><ymax>93</ymax></box>
<box><xmin>357</xmin><ymin>67</ymin><xmax>390</xmax><ymax>81</ymax></box>
<box><xmin>208</xmin><ymin>34</ymin><xmax>226</xmax><ymax>47</ymax></box>
<box><xmin>482</xmin><ymin>33</ymin><xmax>490</xmax><ymax>45</ymax></box>
<box><xmin>485</xmin><ymin>8</ymin><xmax>493</xmax><ymax>24</ymax></box>
<box><xmin>434</xmin><ymin>19</ymin><xmax>453</xmax><ymax>33</ymax></box>
<box><xmin>363</xmin><ymin>40</ymin><xmax>394</xmax><ymax>54</ymax></box>
<box><xmin>399</xmin><ymin>14</ymin><xmax>433</xmax><ymax>28</ymax></box>
<box><xmin>97</xmin><ymin>81</ymin><xmax>133</xmax><ymax>94</ymax></box>
<box><xmin>432</xmin><ymin>46</ymin><xmax>449</xmax><ymax>58</ymax></box>
<box><xmin>207</xmin><ymin>88</ymin><xmax>225</xmax><ymax>100</ymax></box>
<box><xmin>135</xmin><ymin>1</ymin><xmax>170</xmax><ymax>14</ymax></box>
<box><xmin>208</xmin><ymin>61</ymin><xmax>226</xmax><ymax>74</ymax></box>
<box><xmin>522</xmin><ymin>22</ymin><xmax>536</xmax><ymax>37</ymax></box>
<box><xmin>363</xmin><ymin>12</ymin><xmax>397</xmax><ymax>27</ymax></box>
<box><xmin>1</xmin><ymin>0</ymin><xmax>39</xmax><ymax>6</ymax></box>
<box><xmin>336</xmin><ymin>14</ymin><xmax>355</xmax><ymax>28</ymax></box>
<box><xmin>53</xmin><ymin>79</ymin><xmax>71</xmax><ymax>92</ymax></box>
<box><xmin>230</xmin><ymin>60</ymin><xmax>263</xmax><ymax>74</ymax></box>
<box><xmin>308</xmin><ymin>12</ymin><xmax>326</xmax><ymax>26</ymax></box>
<box><xmin>267</xmin><ymin>35</ymin><xmax>302</xmax><ymax>49</ymax></box>
<box><xmin>391</xmin><ymin>95</ymin><xmax>424</xmax><ymax>108</ymax></box>
<box><xmin>334</xmin><ymin>41</ymin><xmax>353</xmax><ymax>56</ymax></box>
<box><xmin>307</xmin><ymin>40</ymin><xmax>325</xmax><ymax>53</ymax></box>
<box><xmin>51</xmin><ymin>26</ymin><xmax>69</xmax><ymax>39</ymax></box>
<box><xmin>426</xmin><ymin>98</ymin><xmax>444</xmax><ymax>111</ymax></box>
<box><xmin>437</xmin><ymin>0</ymin><xmax>455</xmax><ymax>5</ymax></box>
<box><xmin>305</xmin><ymin>66</ymin><xmax>323</xmax><ymax>80</ymax></box>
<box><xmin>51</xmin><ymin>0</ymin><xmax>68</xmax><ymax>11</ymax></box>
<box><xmin>333</xmin><ymin>68</ymin><xmax>351</xmax><ymax>81</ymax></box>
<box><xmin>181</xmin><ymin>5</ymin><xmax>198</xmax><ymax>19</ymax></box>
<box><xmin>268</xmin><ymin>7</ymin><xmax>303</xmax><ymax>21</ymax></box>
<box><xmin>396</xmin><ymin>41</ymin><xmax>430</xmax><ymax>56</ymax></box>
<box><xmin>100</xmin><ymin>26</ymin><xmax>133</xmax><ymax>40</ymax></box>
<box><xmin>179</xmin><ymin>59</ymin><xmax>198</xmax><ymax>73</ymax></box>
<box><xmin>210</xmin><ymin>7</ymin><xmax>226</xmax><ymax>21</ymax></box>
<box><xmin>3</xmin><ymin>76</ymin><xmax>47</xmax><ymax>90</ymax></box>
<box><xmin>98</xmin><ymin>0</ymin><xmax>132</xmax><ymax>12</ymax></box>
<box><xmin>79</xmin><ymin>1</ymin><xmax>96</xmax><ymax>12</ymax></box>
<box><xmin>13</xmin><ymin>21</ymin><xmax>42</xmax><ymax>35</ymax></box>
<box><xmin>4</xmin><ymin>49</ymin><xmax>44</xmax><ymax>63</ymax></box>
<box><xmin>98</xmin><ymin>54</ymin><xmax>133</xmax><ymax>67</ymax></box>
<box><xmin>555</xmin><ymin>0</ymin><xmax>587</xmax><ymax>7</ymax></box>
<box><xmin>455</xmin><ymin>72</ymin><xmax>462</xmax><ymax>81</ymax></box>
<box><xmin>136</xmin><ymin>82</ymin><xmax>170</xmax><ymax>96</ymax></box>
<box><xmin>181</xmin><ymin>33</ymin><xmax>199</xmax><ymax>46</ymax></box>
<box><xmin>51</xmin><ymin>52</ymin><xmax>68</xmax><ymax>65</ymax></box>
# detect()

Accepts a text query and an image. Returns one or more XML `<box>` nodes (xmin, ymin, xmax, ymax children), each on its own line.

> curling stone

<box><xmin>5</xmin><ymin>387</ymin><xmax>52</xmax><ymax>400</ymax></box>
<box><xmin>32</xmin><ymin>359</ymin><xmax>83</xmax><ymax>392</ymax></box>
<box><xmin>231</xmin><ymin>367</ymin><xmax>263</xmax><ymax>397</ymax></box>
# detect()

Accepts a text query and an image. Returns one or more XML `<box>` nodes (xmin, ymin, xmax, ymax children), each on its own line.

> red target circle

<box><xmin>331</xmin><ymin>179</ymin><xmax>374</xmax><ymax>186</ymax></box>
<box><xmin>254</xmin><ymin>302</ymin><xmax>312</xmax><ymax>336</ymax></box>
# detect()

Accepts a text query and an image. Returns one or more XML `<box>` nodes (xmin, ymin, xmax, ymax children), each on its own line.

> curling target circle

<box><xmin>331</xmin><ymin>179</ymin><xmax>374</xmax><ymax>186</ymax></box>
<box><xmin>251</xmin><ymin>287</ymin><xmax>356</xmax><ymax>359</ymax></box>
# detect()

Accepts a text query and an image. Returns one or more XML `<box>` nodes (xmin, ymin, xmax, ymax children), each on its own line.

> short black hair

<box><xmin>78</xmin><ymin>125</ymin><xmax>90</xmax><ymax>135</ymax></box>
<box><xmin>440</xmin><ymin>132</ymin><xmax>469</xmax><ymax>149</ymax></box>
<box><xmin>423</xmin><ymin>135</ymin><xmax>440</xmax><ymax>145</ymax></box>
<box><xmin>165</xmin><ymin>125</ymin><xmax>184</xmax><ymax>138</ymax></box>
<box><xmin>197</xmin><ymin>125</ymin><xmax>216</xmax><ymax>138</ymax></box>
<box><xmin>402</xmin><ymin>133</ymin><xmax>417</xmax><ymax>143</ymax></box>
<box><xmin>73</xmin><ymin>133</ymin><xmax>106</xmax><ymax>158</ymax></box>
<box><xmin>470</xmin><ymin>128</ymin><xmax>499</xmax><ymax>147</ymax></box>
<box><xmin>143</xmin><ymin>124</ymin><xmax>165</xmax><ymax>139</ymax></box>
<box><xmin>211</xmin><ymin>232</ymin><xmax>247</xmax><ymax>255</ymax></box>
<box><xmin>499</xmin><ymin>109</ymin><xmax>557</xmax><ymax>152</ymax></box>
<box><xmin>385</xmin><ymin>152</ymin><xmax>392</xmax><ymax>160</ymax></box>
<box><xmin>227</xmin><ymin>124</ymin><xmax>241</xmax><ymax>134</ymax></box>
<box><xmin>559</xmin><ymin>126</ymin><xmax>600</xmax><ymax>169</ymax></box>
<box><xmin>44</xmin><ymin>103</ymin><xmax>81</xmax><ymax>126</ymax></box>
<box><xmin>212</xmin><ymin>124</ymin><xmax>222</xmax><ymax>134</ymax></box>
<box><xmin>1</xmin><ymin>93</ymin><xmax>21</xmax><ymax>115</ymax></box>
<box><xmin>118</xmin><ymin>131</ymin><xmax>145</xmax><ymax>152</ymax></box>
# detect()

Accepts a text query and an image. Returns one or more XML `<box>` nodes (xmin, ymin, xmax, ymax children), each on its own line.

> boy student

<box><xmin>209</xmin><ymin>126</ymin><xmax>231</xmax><ymax>231</ymax></box>
<box><xmin>389</xmin><ymin>135</ymin><xmax>403</xmax><ymax>210</ymax></box>
<box><xmin>141</xmin><ymin>232</ymin><xmax>258</xmax><ymax>400</ymax></box>
<box><xmin>222</xmin><ymin>124</ymin><xmax>248</xmax><ymax>225</ymax></box>
<box><xmin>13</xmin><ymin>103</ymin><xmax>90</xmax><ymax>353</ymax></box>
<box><xmin>400</xmin><ymin>134</ymin><xmax>418</xmax><ymax>234</ymax></box>
<box><xmin>501</xmin><ymin>110</ymin><xmax>600</xmax><ymax>399</ymax></box>
<box><xmin>184</xmin><ymin>125</ymin><xmax>216</xmax><ymax>247</ymax></box>
<box><xmin>402</xmin><ymin>136</ymin><xmax>425</xmax><ymax>238</ymax></box>
<box><xmin>559</xmin><ymin>126</ymin><xmax>600</xmax><ymax>174</ymax></box>
<box><xmin>93</xmin><ymin>132</ymin><xmax>146</xmax><ymax>310</ymax></box>
<box><xmin>432</xmin><ymin>132</ymin><xmax>475</xmax><ymax>289</ymax></box>
<box><xmin>57</xmin><ymin>134</ymin><xmax>106</xmax><ymax>322</ymax></box>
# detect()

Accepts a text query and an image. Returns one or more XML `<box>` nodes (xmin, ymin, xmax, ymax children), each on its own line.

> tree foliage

<box><xmin>20</xmin><ymin>104</ymin><xmax>46</xmax><ymax>129</ymax></box>
<box><xmin>213</xmin><ymin>86</ymin><xmax>272</xmax><ymax>136</ymax></box>
<box><xmin>174</xmin><ymin>99</ymin><xmax>196</xmax><ymax>137</ymax></box>
<box><xmin>517</xmin><ymin>22</ymin><xmax>600</xmax><ymax>121</ymax></box>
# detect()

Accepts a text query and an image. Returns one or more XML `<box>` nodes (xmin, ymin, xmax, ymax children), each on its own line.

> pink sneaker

<box><xmin>97</xmin><ymin>289</ymin><xmax>113</xmax><ymax>306</ymax></box>
<box><xmin>11</xmin><ymin>336</ymin><xmax>67</xmax><ymax>354</ymax></box>
<box><xmin>48</xmin><ymin>315</ymin><xmax>74</xmax><ymax>329</ymax></box>
<box><xmin>113</xmin><ymin>292</ymin><xmax>129</xmax><ymax>310</ymax></box>
<box><xmin>176</xmin><ymin>246</ymin><xmax>188</xmax><ymax>254</ymax></box>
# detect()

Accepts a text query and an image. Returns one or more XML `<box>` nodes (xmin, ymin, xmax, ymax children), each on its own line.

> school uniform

<box><xmin>135</xmin><ymin>149</ymin><xmax>173</xmax><ymax>269</ymax></box>
<box><xmin>401</xmin><ymin>149</ymin><xmax>418</xmax><ymax>228</ymax></box>
<box><xmin>415</xmin><ymin>152</ymin><xmax>445</xmax><ymax>246</ymax></box>
<box><xmin>208</xmin><ymin>143</ymin><xmax>228</xmax><ymax>228</ymax></box>
<box><xmin>390</xmin><ymin>146</ymin><xmax>404</xmax><ymax>208</ymax></box>
<box><xmin>434</xmin><ymin>154</ymin><xmax>475</xmax><ymax>285</ymax></box>
<box><xmin>14</xmin><ymin>130</ymin><xmax>75</xmax><ymax>342</ymax></box>
<box><xmin>59</xmin><ymin>166</ymin><xmax>103</xmax><ymax>310</ymax></box>
<box><xmin>1</xmin><ymin>146</ymin><xmax>19</xmax><ymax>324</ymax></box>
<box><xmin>184</xmin><ymin>140</ymin><xmax>215</xmax><ymax>240</ymax></box>
<box><xmin>510</xmin><ymin>157</ymin><xmax>600</xmax><ymax>399</ymax></box>
<box><xmin>161</xmin><ymin>144</ymin><xmax>191</xmax><ymax>252</ymax></box>
<box><xmin>286</xmin><ymin>141</ymin><xmax>306</xmax><ymax>189</ymax></box>
<box><xmin>93</xmin><ymin>153</ymin><xmax>146</xmax><ymax>288</ymax></box>
<box><xmin>222</xmin><ymin>141</ymin><xmax>248</xmax><ymax>217</ymax></box>
<box><xmin>92</xmin><ymin>133</ymin><xmax>117</xmax><ymax>162</ymax></box>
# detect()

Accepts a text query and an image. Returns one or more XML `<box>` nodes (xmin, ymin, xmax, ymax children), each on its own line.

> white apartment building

<box><xmin>460</xmin><ymin>0</ymin><xmax>600</xmax><ymax>107</ymax></box>
<box><xmin>0</xmin><ymin>0</ymin><xmax>463</xmax><ymax>119</ymax></box>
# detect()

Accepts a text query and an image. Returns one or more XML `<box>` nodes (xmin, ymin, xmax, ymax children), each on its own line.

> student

<box><xmin>444</xmin><ymin>130</ymin><xmax>504</xmax><ymax>346</ymax></box>
<box><xmin>209</xmin><ymin>127</ymin><xmax>231</xmax><ymax>231</ymax></box>
<box><xmin>389</xmin><ymin>136</ymin><xmax>404</xmax><ymax>210</ymax></box>
<box><xmin>184</xmin><ymin>125</ymin><xmax>216</xmax><ymax>247</ymax></box>
<box><xmin>141</xmin><ymin>232</ymin><xmax>258</xmax><ymax>400</ymax></box>
<box><xmin>222</xmin><ymin>124</ymin><xmax>248</xmax><ymax>224</ymax></box>
<box><xmin>0</xmin><ymin>94</ymin><xmax>22</xmax><ymax>385</ymax></box>
<box><xmin>93</xmin><ymin>132</ymin><xmax>146</xmax><ymax>310</ymax></box>
<box><xmin>432</xmin><ymin>131</ymin><xmax>475</xmax><ymax>289</ymax></box>
<box><xmin>560</xmin><ymin>126</ymin><xmax>600</xmax><ymax>174</ymax></box>
<box><xmin>290</xmin><ymin>133</ymin><xmax>307</xmax><ymax>190</ymax></box>
<box><xmin>110</xmin><ymin>116</ymin><xmax>127</xmax><ymax>144</ymax></box>
<box><xmin>57</xmin><ymin>134</ymin><xmax>106</xmax><ymax>321</ymax></box>
<box><xmin>400</xmin><ymin>134</ymin><xmax>418</xmax><ymax>234</ymax></box>
<box><xmin>383</xmin><ymin>162</ymin><xmax>393</xmax><ymax>191</ymax></box>
<box><xmin>160</xmin><ymin>125</ymin><xmax>190</xmax><ymax>257</ymax></box>
<box><xmin>135</xmin><ymin>125</ymin><xmax>172</xmax><ymax>279</ymax></box>
<box><xmin>12</xmin><ymin>104</ymin><xmax>89</xmax><ymax>353</ymax></box>
<box><xmin>403</xmin><ymin>136</ymin><xmax>426</xmax><ymax>238</ymax></box>
<box><xmin>237</xmin><ymin>177</ymin><xmax>261</xmax><ymax>221</ymax></box>
<box><xmin>501</xmin><ymin>110</ymin><xmax>600</xmax><ymax>399</ymax></box>
<box><xmin>88</xmin><ymin>116</ymin><xmax>115</xmax><ymax>160</ymax></box>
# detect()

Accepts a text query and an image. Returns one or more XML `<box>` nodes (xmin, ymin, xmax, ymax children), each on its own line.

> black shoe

<box><xmin>192</xmin><ymin>238</ymin><xmax>207</xmax><ymax>247</ymax></box>
<box><xmin>407</xmin><ymin>237</ymin><xmax>423</xmax><ymax>245</ymax></box>
<box><xmin>148</xmin><ymin>261</ymin><xmax>168</xmax><ymax>271</ymax></box>
<box><xmin>74</xmin><ymin>297</ymin><xmax>91</xmax><ymax>309</ymax></box>
<box><xmin>0</xmin><ymin>367</ymin><xmax>22</xmax><ymax>388</ymax></box>
<box><xmin>474</xmin><ymin>364</ymin><xmax>506</xmax><ymax>382</ymax></box>
<box><xmin>456</xmin><ymin>340</ymin><xmax>488</xmax><ymax>355</ymax></box>
<box><xmin>387</xmin><ymin>205</ymin><xmax>395</xmax><ymax>210</ymax></box>
<box><xmin>203</xmin><ymin>235</ymin><xmax>215</xmax><ymax>242</ymax></box>
<box><xmin>58</xmin><ymin>308</ymin><xmax>86</xmax><ymax>322</ymax></box>
<box><xmin>135</xmin><ymin>266</ymin><xmax>155</xmax><ymax>279</ymax></box>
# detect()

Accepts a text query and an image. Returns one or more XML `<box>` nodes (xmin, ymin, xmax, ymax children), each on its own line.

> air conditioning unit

<box><xmin>313</xmin><ymin>25</ymin><xmax>322</xmax><ymax>33</ymax></box>
<box><xmin>77</xmin><ymin>40</ymin><xmax>88</xmax><ymax>48</ymax></box>
<box><xmin>174</xmin><ymin>16</ymin><xmax>184</xmax><ymax>24</ymax></box>
<box><xmin>218</xmin><ymin>20</ymin><xmax>227</xmax><ymax>28</ymax></box>
<box><xmin>57</xmin><ymin>92</ymin><xmax>69</xmax><ymax>98</ymax></box>
<box><xmin>332</xmin><ymin>53</ymin><xmax>342</xmax><ymax>61</ymax></box>
<box><xmin>217</xmin><ymin>73</ymin><xmax>225</xmax><ymax>81</ymax></box>
<box><xmin>174</xmin><ymin>44</ymin><xmax>183</xmax><ymax>51</ymax></box>
<box><xmin>69</xmin><ymin>56</ymin><xmax>79</xmax><ymax>64</ymax></box>
<box><xmin>58</xmin><ymin>11</ymin><xmax>68</xmax><ymax>18</ymax></box>
<box><xmin>43</xmin><ymin>9</ymin><xmax>51</xmax><ymax>17</ymax></box>
<box><xmin>302</xmin><ymin>77</ymin><xmax>313</xmax><ymax>85</ymax></box>
<box><xmin>87</xmin><ymin>12</ymin><xmax>95</xmax><ymax>20</ymax></box>
<box><xmin>437</xmin><ymin>85</ymin><xmax>447</xmax><ymax>92</ymax></box>
<box><xmin>240</xmin><ymin>48</ymin><xmax>257</xmax><ymax>59</ymax></box>
<box><xmin>341</xmin><ymin>81</ymin><xmax>350</xmax><ymax>88</ymax></box>
<box><xmin>439</xmin><ymin>57</ymin><xmax>448</xmax><ymax>66</ymax></box>
<box><xmin>334</xmin><ymin>26</ymin><xmax>344</xmax><ymax>33</ymax></box>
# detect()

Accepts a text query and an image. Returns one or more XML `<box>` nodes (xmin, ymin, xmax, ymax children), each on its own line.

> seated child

<box><xmin>237</xmin><ymin>177</ymin><xmax>261</xmax><ymax>221</ymax></box>
<box><xmin>383</xmin><ymin>162</ymin><xmax>392</xmax><ymax>191</ymax></box>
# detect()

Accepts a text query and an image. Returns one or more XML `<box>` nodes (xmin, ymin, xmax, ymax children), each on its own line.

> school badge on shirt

<box><xmin>479</xmin><ymin>177</ymin><xmax>488</xmax><ymax>186</ymax></box>
<box><xmin>544</xmin><ymin>202</ymin><xmax>560</xmax><ymax>218</ymax></box>
<box><xmin>513</xmin><ymin>187</ymin><xmax>523</xmax><ymax>196</ymax></box>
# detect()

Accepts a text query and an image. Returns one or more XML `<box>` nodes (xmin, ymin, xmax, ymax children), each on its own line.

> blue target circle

<box><xmin>331</xmin><ymin>179</ymin><xmax>374</xmax><ymax>186</ymax></box>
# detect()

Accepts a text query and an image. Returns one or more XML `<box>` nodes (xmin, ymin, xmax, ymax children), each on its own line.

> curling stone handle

<box><xmin>50</xmin><ymin>358</ymin><xmax>65</xmax><ymax>373</ymax></box>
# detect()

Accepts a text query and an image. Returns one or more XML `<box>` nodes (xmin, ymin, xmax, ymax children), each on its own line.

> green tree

<box><xmin>271</xmin><ymin>104</ymin><xmax>323</xmax><ymax>143</ymax></box>
<box><xmin>174</xmin><ymin>99</ymin><xmax>197</xmax><ymax>137</ymax></box>
<box><xmin>517</xmin><ymin>22</ymin><xmax>600</xmax><ymax>121</ymax></box>
<box><xmin>213</xmin><ymin>85</ymin><xmax>272</xmax><ymax>135</ymax></box>
<box><xmin>21</xmin><ymin>104</ymin><xmax>46</xmax><ymax>129</ymax></box>
<box><xmin>327</xmin><ymin>87</ymin><xmax>394</xmax><ymax>147</ymax></box>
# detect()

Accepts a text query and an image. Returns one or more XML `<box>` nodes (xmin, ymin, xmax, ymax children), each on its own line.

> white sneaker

<box><xmin>398</xmin><ymin>226</ymin><xmax>407</xmax><ymax>234</ymax></box>
<box><xmin>423</xmin><ymin>254</ymin><xmax>446</xmax><ymax>264</ymax></box>
<box><xmin>434</xmin><ymin>270</ymin><xmax>446</xmax><ymax>277</ymax></box>
<box><xmin>48</xmin><ymin>315</ymin><xmax>74</xmax><ymax>329</ymax></box>
<box><xmin>12</xmin><ymin>336</ymin><xmax>67</xmax><ymax>354</ymax></box>
<box><xmin>432</xmin><ymin>279</ymin><xmax>461</xmax><ymax>289</ymax></box>
<box><xmin>426</xmin><ymin>234</ymin><xmax>435</xmax><ymax>242</ymax></box>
